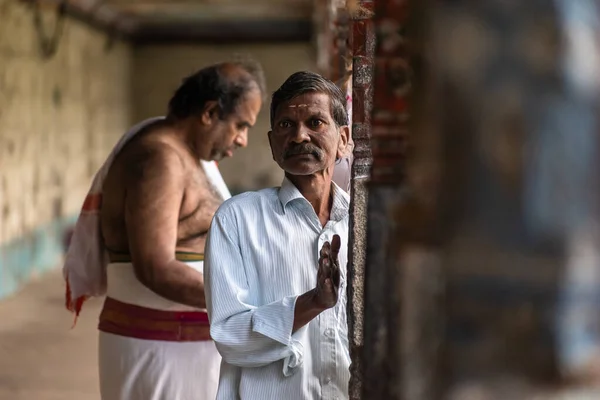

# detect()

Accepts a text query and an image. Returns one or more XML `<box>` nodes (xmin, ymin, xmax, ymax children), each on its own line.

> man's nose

<box><xmin>234</xmin><ymin>130</ymin><xmax>248</xmax><ymax>148</ymax></box>
<box><xmin>290</xmin><ymin>124</ymin><xmax>310</xmax><ymax>144</ymax></box>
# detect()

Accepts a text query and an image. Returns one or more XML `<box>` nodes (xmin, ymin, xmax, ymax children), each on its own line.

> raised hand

<box><xmin>314</xmin><ymin>234</ymin><xmax>341</xmax><ymax>310</ymax></box>
<box><xmin>292</xmin><ymin>234</ymin><xmax>343</xmax><ymax>332</ymax></box>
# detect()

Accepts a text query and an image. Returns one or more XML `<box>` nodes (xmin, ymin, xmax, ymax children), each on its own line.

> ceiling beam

<box><xmin>131</xmin><ymin>19</ymin><xmax>312</xmax><ymax>44</ymax></box>
<box><xmin>102</xmin><ymin>0</ymin><xmax>309</xmax><ymax>5</ymax></box>
<box><xmin>103</xmin><ymin>3</ymin><xmax>313</xmax><ymax>21</ymax></box>
<box><xmin>20</xmin><ymin>0</ymin><xmax>313</xmax><ymax>44</ymax></box>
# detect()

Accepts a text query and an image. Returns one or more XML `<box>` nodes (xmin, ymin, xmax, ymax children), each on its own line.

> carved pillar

<box><xmin>346</xmin><ymin>1</ymin><xmax>374</xmax><ymax>399</ymax></box>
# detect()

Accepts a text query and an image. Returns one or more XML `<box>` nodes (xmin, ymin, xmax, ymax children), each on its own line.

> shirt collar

<box><xmin>278</xmin><ymin>176</ymin><xmax>350</xmax><ymax>221</ymax></box>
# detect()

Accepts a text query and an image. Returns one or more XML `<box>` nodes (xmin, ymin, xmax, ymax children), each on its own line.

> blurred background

<box><xmin>0</xmin><ymin>0</ymin><xmax>326</xmax><ymax>398</ymax></box>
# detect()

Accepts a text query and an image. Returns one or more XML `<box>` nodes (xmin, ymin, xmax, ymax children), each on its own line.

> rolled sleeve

<box><xmin>252</xmin><ymin>295</ymin><xmax>296</xmax><ymax>345</ymax></box>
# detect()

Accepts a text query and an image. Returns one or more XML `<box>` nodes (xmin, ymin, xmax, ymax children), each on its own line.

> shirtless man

<box><xmin>65</xmin><ymin>60</ymin><xmax>265</xmax><ymax>400</ymax></box>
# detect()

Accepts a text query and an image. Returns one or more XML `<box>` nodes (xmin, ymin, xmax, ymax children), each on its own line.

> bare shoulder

<box><xmin>120</xmin><ymin>129</ymin><xmax>186</xmax><ymax>185</ymax></box>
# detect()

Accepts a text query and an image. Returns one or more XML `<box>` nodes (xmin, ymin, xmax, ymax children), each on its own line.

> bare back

<box><xmin>100</xmin><ymin>120</ymin><xmax>224</xmax><ymax>257</ymax></box>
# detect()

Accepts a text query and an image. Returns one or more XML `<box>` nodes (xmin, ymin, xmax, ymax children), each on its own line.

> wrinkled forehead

<box><xmin>275</xmin><ymin>92</ymin><xmax>332</xmax><ymax>119</ymax></box>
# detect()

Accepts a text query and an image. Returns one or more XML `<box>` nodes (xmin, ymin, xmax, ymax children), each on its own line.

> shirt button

<box><xmin>325</xmin><ymin>328</ymin><xmax>334</xmax><ymax>338</ymax></box>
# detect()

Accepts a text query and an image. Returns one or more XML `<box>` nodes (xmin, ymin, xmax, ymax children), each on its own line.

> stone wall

<box><xmin>0</xmin><ymin>0</ymin><xmax>132</xmax><ymax>298</ymax></box>
<box><xmin>132</xmin><ymin>43</ymin><xmax>317</xmax><ymax>193</ymax></box>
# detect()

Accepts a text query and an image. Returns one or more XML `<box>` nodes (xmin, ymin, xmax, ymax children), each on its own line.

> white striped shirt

<box><xmin>204</xmin><ymin>177</ymin><xmax>350</xmax><ymax>400</ymax></box>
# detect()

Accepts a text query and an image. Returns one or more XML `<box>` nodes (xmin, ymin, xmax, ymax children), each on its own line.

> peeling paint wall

<box><xmin>0</xmin><ymin>0</ymin><xmax>132</xmax><ymax>298</ymax></box>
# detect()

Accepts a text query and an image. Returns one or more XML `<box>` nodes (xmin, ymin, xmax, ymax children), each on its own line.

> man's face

<box><xmin>202</xmin><ymin>89</ymin><xmax>262</xmax><ymax>161</ymax></box>
<box><xmin>268</xmin><ymin>92</ymin><xmax>348</xmax><ymax>176</ymax></box>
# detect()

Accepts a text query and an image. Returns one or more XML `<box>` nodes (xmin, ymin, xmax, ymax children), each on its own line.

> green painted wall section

<box><xmin>0</xmin><ymin>216</ymin><xmax>77</xmax><ymax>300</ymax></box>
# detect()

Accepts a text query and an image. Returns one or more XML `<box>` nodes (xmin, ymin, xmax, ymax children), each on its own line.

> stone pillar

<box><xmin>346</xmin><ymin>1</ymin><xmax>374</xmax><ymax>399</ymax></box>
<box><xmin>363</xmin><ymin>0</ymin><xmax>600</xmax><ymax>398</ymax></box>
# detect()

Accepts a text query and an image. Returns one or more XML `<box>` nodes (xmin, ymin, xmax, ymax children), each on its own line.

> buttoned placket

<box><xmin>318</xmin><ymin>221</ymin><xmax>342</xmax><ymax>399</ymax></box>
<box><xmin>289</xmin><ymin>188</ymin><xmax>348</xmax><ymax>399</ymax></box>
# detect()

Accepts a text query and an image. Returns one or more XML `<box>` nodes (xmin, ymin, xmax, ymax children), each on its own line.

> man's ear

<box><xmin>267</xmin><ymin>130</ymin><xmax>276</xmax><ymax>161</ymax></box>
<box><xmin>336</xmin><ymin>125</ymin><xmax>350</xmax><ymax>160</ymax></box>
<box><xmin>201</xmin><ymin>101</ymin><xmax>219</xmax><ymax>125</ymax></box>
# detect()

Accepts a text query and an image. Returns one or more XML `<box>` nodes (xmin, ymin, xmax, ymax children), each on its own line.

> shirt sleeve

<box><xmin>204</xmin><ymin>211</ymin><xmax>303</xmax><ymax>376</ymax></box>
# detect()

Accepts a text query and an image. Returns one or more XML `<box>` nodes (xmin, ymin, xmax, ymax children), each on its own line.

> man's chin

<box><xmin>282</xmin><ymin>162</ymin><xmax>322</xmax><ymax>176</ymax></box>
<box><xmin>210</xmin><ymin>152</ymin><xmax>229</xmax><ymax>162</ymax></box>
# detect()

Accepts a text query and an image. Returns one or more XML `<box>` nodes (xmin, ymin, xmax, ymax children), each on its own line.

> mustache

<box><xmin>283</xmin><ymin>143</ymin><xmax>324</xmax><ymax>159</ymax></box>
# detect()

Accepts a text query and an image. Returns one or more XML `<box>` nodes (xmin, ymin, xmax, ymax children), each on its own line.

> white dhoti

<box><xmin>98</xmin><ymin>260</ymin><xmax>221</xmax><ymax>400</ymax></box>
<box><xmin>99</xmin><ymin>333</ymin><xmax>220</xmax><ymax>400</ymax></box>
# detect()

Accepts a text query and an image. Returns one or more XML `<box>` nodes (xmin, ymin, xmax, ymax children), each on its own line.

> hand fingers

<box><xmin>319</xmin><ymin>242</ymin><xmax>332</xmax><ymax>278</ymax></box>
<box><xmin>318</xmin><ymin>253</ymin><xmax>331</xmax><ymax>281</ymax></box>
<box><xmin>331</xmin><ymin>259</ymin><xmax>341</xmax><ymax>288</ymax></box>
<box><xmin>328</xmin><ymin>236</ymin><xmax>341</xmax><ymax>284</ymax></box>
<box><xmin>330</xmin><ymin>235</ymin><xmax>341</xmax><ymax>260</ymax></box>
<box><xmin>320</xmin><ymin>241</ymin><xmax>331</xmax><ymax>259</ymax></box>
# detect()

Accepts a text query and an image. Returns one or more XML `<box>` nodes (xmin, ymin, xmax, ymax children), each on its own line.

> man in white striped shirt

<box><xmin>204</xmin><ymin>71</ymin><xmax>351</xmax><ymax>399</ymax></box>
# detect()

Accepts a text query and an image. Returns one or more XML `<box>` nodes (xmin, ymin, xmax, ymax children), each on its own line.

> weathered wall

<box><xmin>0</xmin><ymin>0</ymin><xmax>132</xmax><ymax>298</ymax></box>
<box><xmin>132</xmin><ymin>43</ymin><xmax>317</xmax><ymax>193</ymax></box>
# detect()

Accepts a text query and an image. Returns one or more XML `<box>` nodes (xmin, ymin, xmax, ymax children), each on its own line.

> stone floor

<box><xmin>0</xmin><ymin>269</ymin><xmax>102</xmax><ymax>400</ymax></box>
<box><xmin>2</xmin><ymin>270</ymin><xmax>600</xmax><ymax>400</ymax></box>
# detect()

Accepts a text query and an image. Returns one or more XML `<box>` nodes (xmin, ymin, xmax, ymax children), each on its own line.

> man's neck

<box><xmin>166</xmin><ymin>116</ymin><xmax>205</xmax><ymax>160</ymax></box>
<box><xmin>286</xmin><ymin>171</ymin><xmax>334</xmax><ymax>226</ymax></box>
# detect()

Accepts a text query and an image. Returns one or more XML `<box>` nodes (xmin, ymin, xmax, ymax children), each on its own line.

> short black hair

<box><xmin>270</xmin><ymin>71</ymin><xmax>348</xmax><ymax>128</ymax></box>
<box><xmin>168</xmin><ymin>57</ymin><xmax>266</xmax><ymax>120</ymax></box>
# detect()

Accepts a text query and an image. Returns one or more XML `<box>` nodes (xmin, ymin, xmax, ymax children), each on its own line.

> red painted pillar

<box><xmin>370</xmin><ymin>1</ymin><xmax>409</xmax><ymax>185</ymax></box>
<box><xmin>360</xmin><ymin>0</ymin><xmax>430</xmax><ymax>399</ymax></box>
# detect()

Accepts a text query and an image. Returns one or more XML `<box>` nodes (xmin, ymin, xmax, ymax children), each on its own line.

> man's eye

<box><xmin>310</xmin><ymin>119</ymin><xmax>323</xmax><ymax>128</ymax></box>
<box><xmin>279</xmin><ymin>121</ymin><xmax>292</xmax><ymax>128</ymax></box>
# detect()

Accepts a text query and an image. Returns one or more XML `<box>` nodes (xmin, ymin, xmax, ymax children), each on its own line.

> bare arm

<box><xmin>124</xmin><ymin>145</ymin><xmax>207</xmax><ymax>308</ymax></box>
